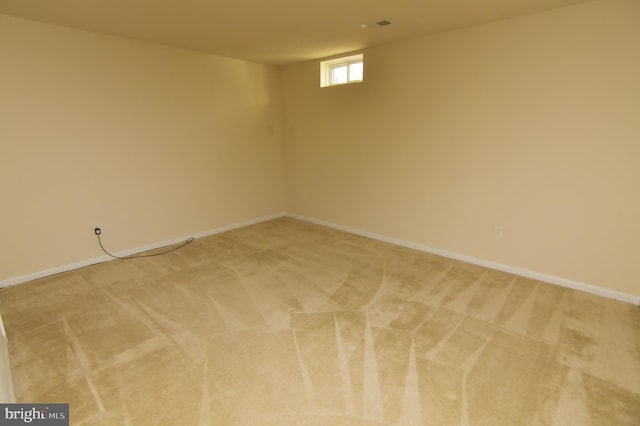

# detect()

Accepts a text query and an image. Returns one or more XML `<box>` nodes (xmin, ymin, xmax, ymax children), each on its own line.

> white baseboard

<box><xmin>3</xmin><ymin>211</ymin><xmax>638</xmax><ymax>305</ymax></box>
<box><xmin>0</xmin><ymin>212</ymin><xmax>285</xmax><ymax>289</ymax></box>
<box><xmin>286</xmin><ymin>213</ymin><xmax>640</xmax><ymax>305</ymax></box>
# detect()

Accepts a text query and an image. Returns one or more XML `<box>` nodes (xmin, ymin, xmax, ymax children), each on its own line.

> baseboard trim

<box><xmin>4</xmin><ymin>211</ymin><xmax>637</xmax><ymax>305</ymax></box>
<box><xmin>0</xmin><ymin>212</ymin><xmax>285</xmax><ymax>289</ymax></box>
<box><xmin>286</xmin><ymin>213</ymin><xmax>640</xmax><ymax>305</ymax></box>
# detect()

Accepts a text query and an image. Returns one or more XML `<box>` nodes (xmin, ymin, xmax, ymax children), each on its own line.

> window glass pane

<box><xmin>349</xmin><ymin>62</ymin><xmax>363</xmax><ymax>81</ymax></box>
<box><xmin>320</xmin><ymin>54</ymin><xmax>363</xmax><ymax>87</ymax></box>
<box><xmin>332</xmin><ymin>65</ymin><xmax>348</xmax><ymax>84</ymax></box>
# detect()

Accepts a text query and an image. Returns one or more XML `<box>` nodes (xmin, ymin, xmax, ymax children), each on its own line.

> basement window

<box><xmin>320</xmin><ymin>54</ymin><xmax>363</xmax><ymax>87</ymax></box>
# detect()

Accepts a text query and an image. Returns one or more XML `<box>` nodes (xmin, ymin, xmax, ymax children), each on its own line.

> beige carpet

<box><xmin>1</xmin><ymin>217</ymin><xmax>639</xmax><ymax>425</ymax></box>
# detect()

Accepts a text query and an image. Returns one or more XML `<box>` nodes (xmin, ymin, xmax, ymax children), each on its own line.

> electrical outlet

<box><xmin>94</xmin><ymin>227</ymin><xmax>102</xmax><ymax>235</ymax></box>
<box><xmin>494</xmin><ymin>226</ymin><xmax>504</xmax><ymax>238</ymax></box>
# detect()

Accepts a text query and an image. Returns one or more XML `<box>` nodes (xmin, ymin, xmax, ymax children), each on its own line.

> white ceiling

<box><xmin>0</xmin><ymin>0</ymin><xmax>592</xmax><ymax>65</ymax></box>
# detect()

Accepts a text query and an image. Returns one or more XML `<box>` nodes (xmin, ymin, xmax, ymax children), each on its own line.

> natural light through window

<box><xmin>321</xmin><ymin>53</ymin><xmax>363</xmax><ymax>87</ymax></box>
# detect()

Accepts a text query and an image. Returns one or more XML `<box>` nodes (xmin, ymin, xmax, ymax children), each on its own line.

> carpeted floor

<box><xmin>1</xmin><ymin>217</ymin><xmax>639</xmax><ymax>425</ymax></box>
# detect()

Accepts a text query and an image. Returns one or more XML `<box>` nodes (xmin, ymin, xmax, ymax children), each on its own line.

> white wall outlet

<box><xmin>494</xmin><ymin>226</ymin><xmax>504</xmax><ymax>238</ymax></box>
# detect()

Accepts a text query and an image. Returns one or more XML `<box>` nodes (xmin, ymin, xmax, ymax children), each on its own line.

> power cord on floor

<box><xmin>94</xmin><ymin>227</ymin><xmax>194</xmax><ymax>259</ymax></box>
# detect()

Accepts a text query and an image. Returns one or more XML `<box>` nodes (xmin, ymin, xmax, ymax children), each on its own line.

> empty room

<box><xmin>0</xmin><ymin>0</ymin><xmax>639</xmax><ymax>424</ymax></box>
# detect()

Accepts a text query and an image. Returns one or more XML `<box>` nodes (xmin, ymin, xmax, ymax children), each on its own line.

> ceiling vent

<box><xmin>361</xmin><ymin>20</ymin><xmax>392</xmax><ymax>29</ymax></box>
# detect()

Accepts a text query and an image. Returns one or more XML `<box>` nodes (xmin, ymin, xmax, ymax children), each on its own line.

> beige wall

<box><xmin>0</xmin><ymin>15</ymin><xmax>285</xmax><ymax>281</ymax></box>
<box><xmin>2</xmin><ymin>0</ymin><xmax>639</xmax><ymax>298</ymax></box>
<box><xmin>282</xmin><ymin>0</ymin><xmax>640</xmax><ymax>296</ymax></box>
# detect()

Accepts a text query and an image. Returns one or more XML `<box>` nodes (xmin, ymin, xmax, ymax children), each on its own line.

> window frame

<box><xmin>320</xmin><ymin>53</ymin><xmax>364</xmax><ymax>88</ymax></box>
